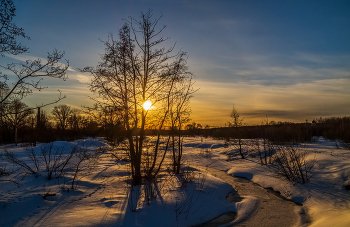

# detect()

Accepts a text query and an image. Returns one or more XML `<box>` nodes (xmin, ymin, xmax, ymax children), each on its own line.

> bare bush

<box><xmin>249</xmin><ymin>139</ymin><xmax>275</xmax><ymax>165</ymax></box>
<box><xmin>1</xmin><ymin>141</ymin><xmax>107</xmax><ymax>189</ymax></box>
<box><xmin>180</xmin><ymin>166</ymin><xmax>196</xmax><ymax>188</ymax></box>
<box><xmin>0</xmin><ymin>164</ymin><xmax>18</xmax><ymax>185</ymax></box>
<box><xmin>25</xmin><ymin>145</ymin><xmax>41</xmax><ymax>172</ymax></box>
<box><xmin>40</xmin><ymin>142</ymin><xmax>69</xmax><ymax>180</ymax></box>
<box><xmin>251</xmin><ymin>139</ymin><xmax>266</xmax><ymax>165</ymax></box>
<box><xmin>55</xmin><ymin>145</ymin><xmax>77</xmax><ymax>180</ymax></box>
<box><xmin>0</xmin><ymin>167</ymin><xmax>8</xmax><ymax>177</ymax></box>
<box><xmin>0</xmin><ymin>165</ymin><xmax>10</xmax><ymax>179</ymax></box>
<box><xmin>2</xmin><ymin>149</ymin><xmax>39</xmax><ymax>177</ymax></box>
<box><xmin>70</xmin><ymin>145</ymin><xmax>105</xmax><ymax>189</ymax></box>
<box><xmin>272</xmin><ymin>146</ymin><xmax>315</xmax><ymax>183</ymax></box>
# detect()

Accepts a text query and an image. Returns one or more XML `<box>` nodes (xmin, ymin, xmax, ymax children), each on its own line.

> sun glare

<box><xmin>143</xmin><ymin>100</ymin><xmax>152</xmax><ymax>110</ymax></box>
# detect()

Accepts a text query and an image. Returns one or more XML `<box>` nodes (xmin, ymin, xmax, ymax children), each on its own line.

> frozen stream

<box><xmin>195</xmin><ymin>166</ymin><xmax>306</xmax><ymax>227</ymax></box>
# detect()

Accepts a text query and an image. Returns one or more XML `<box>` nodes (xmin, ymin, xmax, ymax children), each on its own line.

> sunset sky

<box><xmin>3</xmin><ymin>0</ymin><xmax>350</xmax><ymax>126</ymax></box>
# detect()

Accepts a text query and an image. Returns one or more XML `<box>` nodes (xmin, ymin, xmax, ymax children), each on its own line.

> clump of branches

<box><xmin>272</xmin><ymin>145</ymin><xmax>315</xmax><ymax>183</ymax></box>
<box><xmin>1</xmin><ymin>141</ymin><xmax>106</xmax><ymax>189</ymax></box>
<box><xmin>180</xmin><ymin>165</ymin><xmax>196</xmax><ymax>188</ymax></box>
<box><xmin>0</xmin><ymin>166</ymin><xmax>9</xmax><ymax>177</ymax></box>
<box><xmin>0</xmin><ymin>164</ymin><xmax>10</xmax><ymax>179</ymax></box>
<box><xmin>2</xmin><ymin>148</ymin><xmax>39</xmax><ymax>177</ymax></box>
<box><xmin>25</xmin><ymin>144</ymin><xmax>41</xmax><ymax>172</ymax></box>
<box><xmin>0</xmin><ymin>0</ymin><xmax>30</xmax><ymax>56</ymax></box>
<box><xmin>40</xmin><ymin>142</ymin><xmax>77</xmax><ymax>180</ymax></box>
<box><xmin>70</xmin><ymin>144</ymin><xmax>105</xmax><ymax>189</ymax></box>
<box><xmin>0</xmin><ymin>49</ymin><xmax>68</xmax><ymax>104</ymax></box>
<box><xmin>0</xmin><ymin>164</ymin><xmax>19</xmax><ymax>185</ymax></box>
<box><xmin>250</xmin><ymin>139</ymin><xmax>265</xmax><ymax>165</ymax></box>
<box><xmin>248</xmin><ymin>138</ymin><xmax>277</xmax><ymax>165</ymax></box>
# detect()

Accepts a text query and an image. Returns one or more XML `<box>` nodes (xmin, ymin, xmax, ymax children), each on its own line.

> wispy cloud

<box><xmin>190</xmin><ymin>52</ymin><xmax>350</xmax><ymax>86</ymax></box>
<box><xmin>75</xmin><ymin>74</ymin><xmax>91</xmax><ymax>83</ymax></box>
<box><xmin>191</xmin><ymin>78</ymin><xmax>350</xmax><ymax>125</ymax></box>
<box><xmin>5</xmin><ymin>54</ymin><xmax>74</xmax><ymax>72</ymax></box>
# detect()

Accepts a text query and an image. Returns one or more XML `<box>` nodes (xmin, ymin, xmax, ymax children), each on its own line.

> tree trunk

<box><xmin>14</xmin><ymin>112</ymin><xmax>18</xmax><ymax>146</ymax></box>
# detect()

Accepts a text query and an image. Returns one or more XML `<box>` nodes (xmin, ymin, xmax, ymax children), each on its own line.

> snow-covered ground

<box><xmin>0</xmin><ymin>137</ymin><xmax>349</xmax><ymax>226</ymax></box>
<box><xmin>182</xmin><ymin>137</ymin><xmax>350</xmax><ymax>227</ymax></box>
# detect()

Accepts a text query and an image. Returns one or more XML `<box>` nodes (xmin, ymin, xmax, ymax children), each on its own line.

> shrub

<box><xmin>272</xmin><ymin>146</ymin><xmax>315</xmax><ymax>183</ymax></box>
<box><xmin>2</xmin><ymin>149</ymin><xmax>39</xmax><ymax>177</ymax></box>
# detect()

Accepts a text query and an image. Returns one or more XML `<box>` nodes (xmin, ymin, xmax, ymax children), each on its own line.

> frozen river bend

<box><xmin>183</xmin><ymin>137</ymin><xmax>350</xmax><ymax>227</ymax></box>
<box><xmin>196</xmin><ymin>166</ymin><xmax>302</xmax><ymax>227</ymax></box>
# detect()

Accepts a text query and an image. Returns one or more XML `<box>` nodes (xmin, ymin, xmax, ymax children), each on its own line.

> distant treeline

<box><xmin>0</xmin><ymin>103</ymin><xmax>121</xmax><ymax>145</ymax></box>
<box><xmin>197</xmin><ymin>116</ymin><xmax>350</xmax><ymax>145</ymax></box>
<box><xmin>124</xmin><ymin>116</ymin><xmax>350</xmax><ymax>146</ymax></box>
<box><xmin>1</xmin><ymin>103</ymin><xmax>349</xmax><ymax>147</ymax></box>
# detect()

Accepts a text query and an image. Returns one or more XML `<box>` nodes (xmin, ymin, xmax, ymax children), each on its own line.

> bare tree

<box><xmin>0</xmin><ymin>0</ymin><xmax>69</xmax><ymax>144</ymax></box>
<box><xmin>52</xmin><ymin>104</ymin><xmax>74</xmax><ymax>131</ymax></box>
<box><xmin>0</xmin><ymin>49</ymin><xmax>68</xmax><ymax>104</ymax></box>
<box><xmin>169</xmin><ymin>78</ymin><xmax>194</xmax><ymax>174</ymax></box>
<box><xmin>80</xmin><ymin>10</ymin><xmax>194</xmax><ymax>185</ymax></box>
<box><xmin>0</xmin><ymin>83</ymin><xmax>8</xmax><ymax>143</ymax></box>
<box><xmin>1</xmin><ymin>0</ymin><xmax>68</xmax><ymax>104</ymax></box>
<box><xmin>4</xmin><ymin>99</ymin><xmax>33</xmax><ymax>145</ymax></box>
<box><xmin>0</xmin><ymin>0</ymin><xmax>68</xmax><ymax>104</ymax></box>
<box><xmin>228</xmin><ymin>105</ymin><xmax>244</xmax><ymax>159</ymax></box>
<box><xmin>68</xmin><ymin>113</ymin><xmax>79</xmax><ymax>130</ymax></box>
<box><xmin>0</xmin><ymin>0</ymin><xmax>29</xmax><ymax>56</ymax></box>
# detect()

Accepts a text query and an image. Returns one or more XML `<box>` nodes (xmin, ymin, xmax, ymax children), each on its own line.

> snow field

<box><xmin>1</xmin><ymin>136</ymin><xmax>350</xmax><ymax>226</ymax></box>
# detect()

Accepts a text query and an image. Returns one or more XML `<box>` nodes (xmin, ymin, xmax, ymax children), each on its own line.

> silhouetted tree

<box><xmin>228</xmin><ymin>105</ymin><xmax>244</xmax><ymax>159</ymax></box>
<box><xmin>4</xmin><ymin>99</ymin><xmax>33</xmax><ymax>145</ymax></box>
<box><xmin>169</xmin><ymin>78</ymin><xmax>194</xmax><ymax>174</ymax></box>
<box><xmin>185</xmin><ymin>122</ymin><xmax>202</xmax><ymax>136</ymax></box>
<box><xmin>0</xmin><ymin>0</ymin><xmax>29</xmax><ymax>56</ymax></box>
<box><xmin>80</xmin><ymin>10</ymin><xmax>194</xmax><ymax>185</ymax></box>
<box><xmin>0</xmin><ymin>0</ymin><xmax>69</xmax><ymax>144</ymax></box>
<box><xmin>52</xmin><ymin>104</ymin><xmax>74</xmax><ymax>131</ymax></box>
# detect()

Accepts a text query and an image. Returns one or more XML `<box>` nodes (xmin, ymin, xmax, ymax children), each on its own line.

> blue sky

<box><xmin>3</xmin><ymin>0</ymin><xmax>350</xmax><ymax>126</ymax></box>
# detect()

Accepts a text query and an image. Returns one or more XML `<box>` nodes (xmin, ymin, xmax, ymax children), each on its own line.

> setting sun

<box><xmin>143</xmin><ymin>100</ymin><xmax>152</xmax><ymax>110</ymax></box>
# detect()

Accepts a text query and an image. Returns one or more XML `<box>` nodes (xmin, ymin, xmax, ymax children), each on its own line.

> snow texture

<box><xmin>0</xmin><ymin>137</ymin><xmax>349</xmax><ymax>226</ymax></box>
